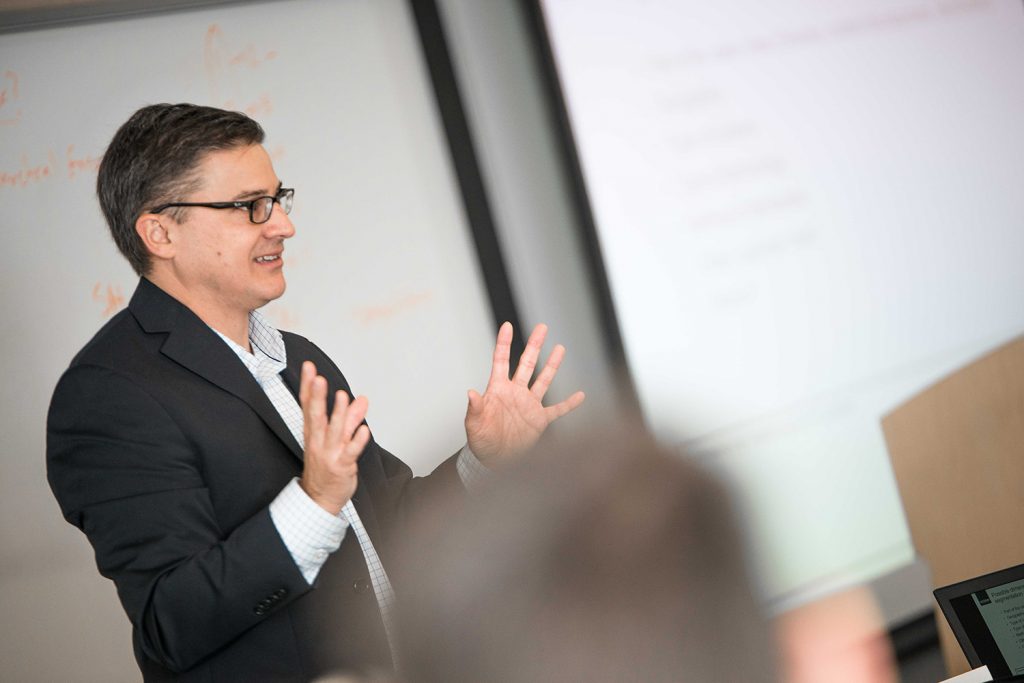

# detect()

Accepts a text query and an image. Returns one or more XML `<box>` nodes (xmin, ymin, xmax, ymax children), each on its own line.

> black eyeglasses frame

<box><xmin>149</xmin><ymin>187</ymin><xmax>295</xmax><ymax>225</ymax></box>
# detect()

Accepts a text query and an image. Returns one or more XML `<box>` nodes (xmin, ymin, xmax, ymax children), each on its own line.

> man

<box><xmin>46</xmin><ymin>103</ymin><xmax>584</xmax><ymax>682</ymax></box>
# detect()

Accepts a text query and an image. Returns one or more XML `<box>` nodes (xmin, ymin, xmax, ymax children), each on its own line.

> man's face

<box><xmin>164</xmin><ymin>144</ymin><xmax>295</xmax><ymax>320</ymax></box>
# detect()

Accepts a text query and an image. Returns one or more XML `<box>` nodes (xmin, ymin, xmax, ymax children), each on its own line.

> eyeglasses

<box><xmin>150</xmin><ymin>187</ymin><xmax>295</xmax><ymax>224</ymax></box>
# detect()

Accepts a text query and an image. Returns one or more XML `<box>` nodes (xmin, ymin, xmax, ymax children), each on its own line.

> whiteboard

<box><xmin>539</xmin><ymin>0</ymin><xmax>1024</xmax><ymax>614</ymax></box>
<box><xmin>0</xmin><ymin>1</ymin><xmax>494</xmax><ymax>679</ymax></box>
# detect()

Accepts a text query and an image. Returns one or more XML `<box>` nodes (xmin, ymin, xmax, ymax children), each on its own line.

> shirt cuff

<box><xmin>456</xmin><ymin>443</ymin><xmax>492</xmax><ymax>493</ymax></box>
<box><xmin>269</xmin><ymin>478</ymin><xmax>349</xmax><ymax>584</ymax></box>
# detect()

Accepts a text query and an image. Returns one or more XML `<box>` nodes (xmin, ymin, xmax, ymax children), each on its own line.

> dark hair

<box><xmin>397</xmin><ymin>424</ymin><xmax>777</xmax><ymax>683</ymax></box>
<box><xmin>96</xmin><ymin>103</ymin><xmax>265</xmax><ymax>275</ymax></box>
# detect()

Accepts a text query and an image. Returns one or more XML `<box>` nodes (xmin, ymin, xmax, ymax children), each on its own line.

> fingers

<box><xmin>341</xmin><ymin>395</ymin><xmax>369</xmax><ymax>456</ymax></box>
<box><xmin>301</xmin><ymin>362</ymin><xmax>328</xmax><ymax>447</ymax></box>
<box><xmin>324</xmin><ymin>389</ymin><xmax>351</xmax><ymax>447</ymax></box>
<box><xmin>298</xmin><ymin>363</ymin><xmax>371</xmax><ymax>514</ymax></box>
<box><xmin>302</xmin><ymin>361</ymin><xmax>369</xmax><ymax>460</ymax></box>
<box><xmin>544</xmin><ymin>390</ymin><xmax>586</xmax><ymax>422</ymax></box>
<box><xmin>466</xmin><ymin>389</ymin><xmax>483</xmax><ymax>415</ymax></box>
<box><xmin>324</xmin><ymin>391</ymin><xmax>369</xmax><ymax>457</ymax></box>
<box><xmin>529</xmin><ymin>343</ymin><xmax>564</xmax><ymax>400</ymax></box>
<box><xmin>349</xmin><ymin>424</ymin><xmax>371</xmax><ymax>456</ymax></box>
<box><xmin>299</xmin><ymin>361</ymin><xmax>315</xmax><ymax>406</ymax></box>
<box><xmin>481</xmin><ymin>322</ymin><xmax>579</xmax><ymax>402</ymax></box>
<box><xmin>488</xmin><ymin>321</ymin><xmax>514</xmax><ymax>386</ymax></box>
<box><xmin>512</xmin><ymin>323</ymin><xmax>548</xmax><ymax>387</ymax></box>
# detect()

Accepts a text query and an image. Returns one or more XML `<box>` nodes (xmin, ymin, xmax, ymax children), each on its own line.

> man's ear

<box><xmin>135</xmin><ymin>213</ymin><xmax>175</xmax><ymax>261</ymax></box>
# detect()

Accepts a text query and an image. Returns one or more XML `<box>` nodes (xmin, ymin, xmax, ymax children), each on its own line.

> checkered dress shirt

<box><xmin>213</xmin><ymin>310</ymin><xmax>490</xmax><ymax>663</ymax></box>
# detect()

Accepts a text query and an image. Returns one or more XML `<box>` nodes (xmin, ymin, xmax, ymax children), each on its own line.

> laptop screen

<box><xmin>935</xmin><ymin>564</ymin><xmax>1024</xmax><ymax>680</ymax></box>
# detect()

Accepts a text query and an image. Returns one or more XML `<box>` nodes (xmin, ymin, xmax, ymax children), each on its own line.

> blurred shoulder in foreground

<box><xmin>395</xmin><ymin>422</ymin><xmax>778</xmax><ymax>683</ymax></box>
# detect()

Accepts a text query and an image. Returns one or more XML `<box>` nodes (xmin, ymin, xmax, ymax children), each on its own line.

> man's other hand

<box><xmin>465</xmin><ymin>322</ymin><xmax>585</xmax><ymax>467</ymax></box>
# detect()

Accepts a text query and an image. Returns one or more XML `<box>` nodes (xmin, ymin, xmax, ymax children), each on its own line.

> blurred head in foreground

<box><xmin>396</xmin><ymin>424</ymin><xmax>777</xmax><ymax>683</ymax></box>
<box><xmin>775</xmin><ymin>584</ymin><xmax>898</xmax><ymax>683</ymax></box>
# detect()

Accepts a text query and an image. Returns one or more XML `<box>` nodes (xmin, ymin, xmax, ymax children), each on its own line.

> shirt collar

<box><xmin>212</xmin><ymin>310</ymin><xmax>287</xmax><ymax>384</ymax></box>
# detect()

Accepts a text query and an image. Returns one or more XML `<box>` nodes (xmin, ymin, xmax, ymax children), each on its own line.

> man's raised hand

<box><xmin>298</xmin><ymin>361</ymin><xmax>370</xmax><ymax>515</ymax></box>
<box><xmin>465</xmin><ymin>322</ymin><xmax>585</xmax><ymax>466</ymax></box>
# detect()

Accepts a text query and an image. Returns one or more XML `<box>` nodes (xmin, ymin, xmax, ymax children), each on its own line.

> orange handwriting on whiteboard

<box><xmin>204</xmin><ymin>24</ymin><xmax>225</xmax><ymax>101</ymax></box>
<box><xmin>92</xmin><ymin>282</ymin><xmax>125</xmax><ymax>318</ymax></box>
<box><xmin>243</xmin><ymin>94</ymin><xmax>273</xmax><ymax>117</ymax></box>
<box><xmin>66</xmin><ymin>145</ymin><xmax>101</xmax><ymax>180</ymax></box>
<box><xmin>229</xmin><ymin>44</ymin><xmax>279</xmax><ymax>68</ymax></box>
<box><xmin>221</xmin><ymin>93</ymin><xmax>274</xmax><ymax>117</ymax></box>
<box><xmin>0</xmin><ymin>150</ymin><xmax>57</xmax><ymax>189</ymax></box>
<box><xmin>202</xmin><ymin>23</ymin><xmax>280</xmax><ymax>108</ymax></box>
<box><xmin>354</xmin><ymin>291</ymin><xmax>434</xmax><ymax>326</ymax></box>
<box><xmin>0</xmin><ymin>70</ymin><xmax>23</xmax><ymax>126</ymax></box>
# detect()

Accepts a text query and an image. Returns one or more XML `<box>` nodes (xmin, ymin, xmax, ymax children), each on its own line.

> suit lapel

<box><xmin>129</xmin><ymin>278</ymin><xmax>304</xmax><ymax>462</ymax></box>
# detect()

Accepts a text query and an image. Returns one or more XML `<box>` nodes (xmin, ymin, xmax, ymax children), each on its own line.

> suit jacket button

<box><xmin>254</xmin><ymin>605</ymin><xmax>266</xmax><ymax>616</ymax></box>
<box><xmin>352</xmin><ymin>578</ymin><xmax>370</xmax><ymax>594</ymax></box>
<box><xmin>273</xmin><ymin>588</ymin><xmax>288</xmax><ymax>599</ymax></box>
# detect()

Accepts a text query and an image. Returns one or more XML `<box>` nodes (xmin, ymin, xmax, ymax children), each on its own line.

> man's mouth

<box><xmin>255</xmin><ymin>254</ymin><xmax>281</xmax><ymax>263</ymax></box>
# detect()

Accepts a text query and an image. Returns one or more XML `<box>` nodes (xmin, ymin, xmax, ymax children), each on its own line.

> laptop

<box><xmin>935</xmin><ymin>563</ymin><xmax>1024</xmax><ymax>680</ymax></box>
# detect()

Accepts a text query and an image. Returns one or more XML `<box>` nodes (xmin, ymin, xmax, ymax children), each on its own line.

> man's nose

<box><xmin>264</xmin><ymin>202</ymin><xmax>295</xmax><ymax>239</ymax></box>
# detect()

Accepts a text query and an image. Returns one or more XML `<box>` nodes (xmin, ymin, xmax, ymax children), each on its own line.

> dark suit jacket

<box><xmin>47</xmin><ymin>278</ymin><xmax>464</xmax><ymax>682</ymax></box>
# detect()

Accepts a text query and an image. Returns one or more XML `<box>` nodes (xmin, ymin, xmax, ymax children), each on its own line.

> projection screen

<box><xmin>537</xmin><ymin>0</ymin><xmax>1024</xmax><ymax>614</ymax></box>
